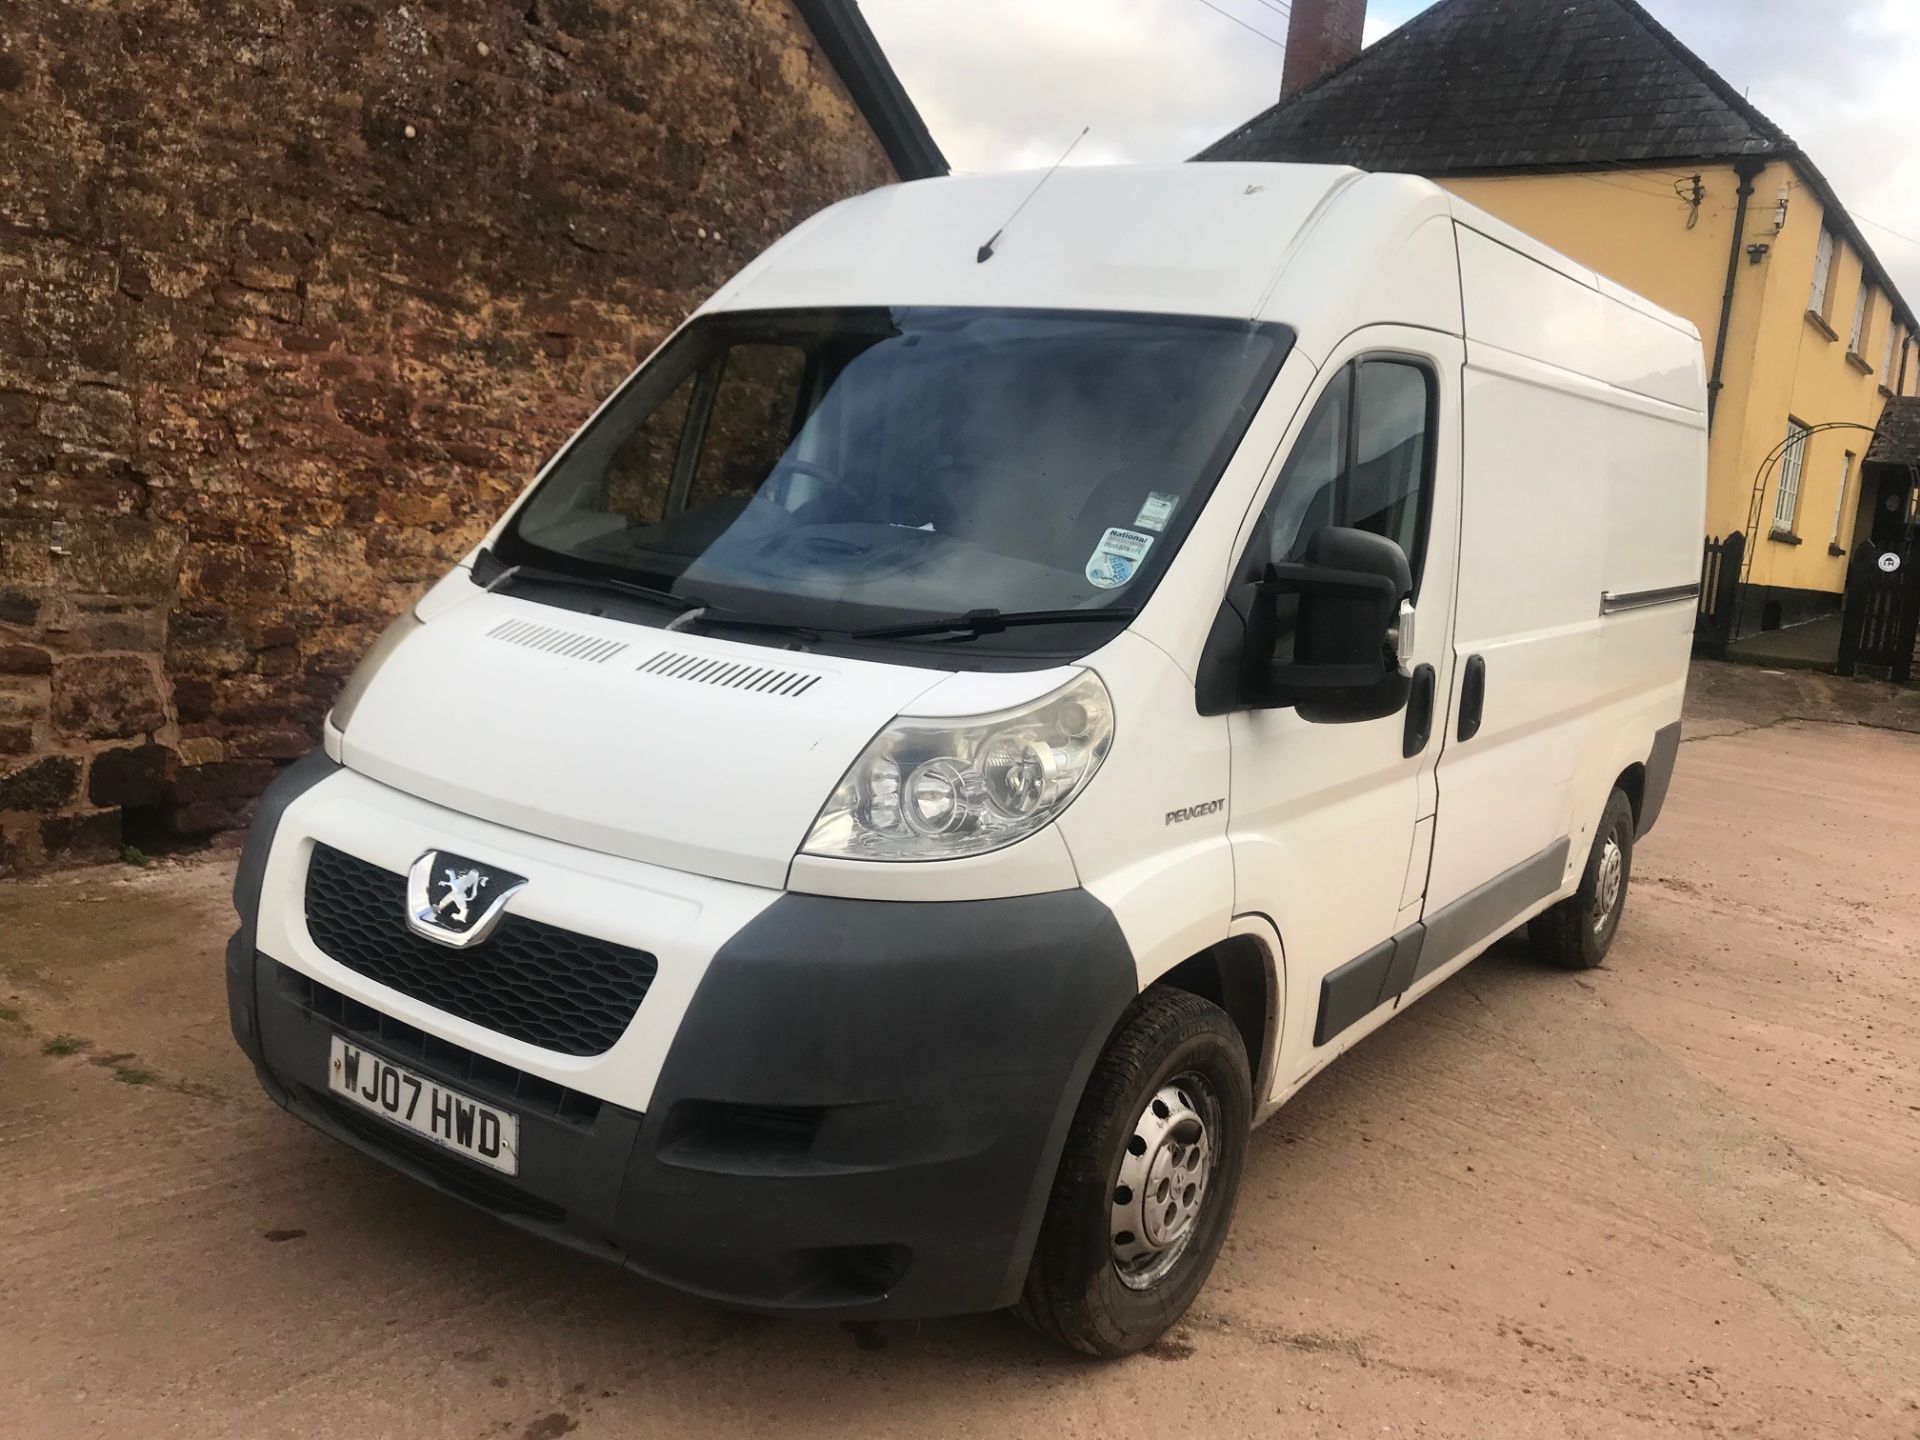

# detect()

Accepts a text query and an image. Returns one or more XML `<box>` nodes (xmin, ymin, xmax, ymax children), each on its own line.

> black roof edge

<box><xmin>791</xmin><ymin>0</ymin><xmax>948</xmax><ymax>181</ymax></box>
<box><xmin>1192</xmin><ymin>0</ymin><xmax>1914</xmax><ymax>337</ymax></box>
<box><xmin>1784</xmin><ymin>147</ymin><xmax>1917</xmax><ymax>338</ymax></box>
<box><xmin>1602</xmin><ymin>0</ymin><xmax>1913</xmax><ymax>335</ymax></box>
<box><xmin>1360</xmin><ymin>152</ymin><xmax>1785</xmax><ymax>181</ymax></box>
<box><xmin>1605</xmin><ymin>0</ymin><xmax>1790</xmax><ymax>149</ymax></box>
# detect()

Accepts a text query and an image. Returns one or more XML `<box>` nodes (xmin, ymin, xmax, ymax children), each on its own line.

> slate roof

<box><xmin>1197</xmin><ymin>0</ymin><xmax>1913</xmax><ymax>332</ymax></box>
<box><xmin>1867</xmin><ymin>397</ymin><xmax>1920</xmax><ymax>468</ymax></box>
<box><xmin>1198</xmin><ymin>0</ymin><xmax>1786</xmax><ymax>172</ymax></box>
<box><xmin>794</xmin><ymin>0</ymin><xmax>946</xmax><ymax>180</ymax></box>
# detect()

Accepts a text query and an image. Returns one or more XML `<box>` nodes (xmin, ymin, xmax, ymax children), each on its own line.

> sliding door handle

<box><xmin>1457</xmin><ymin>654</ymin><xmax>1487</xmax><ymax>741</ymax></box>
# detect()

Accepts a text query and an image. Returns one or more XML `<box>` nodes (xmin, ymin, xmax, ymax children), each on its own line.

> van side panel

<box><xmin>1424</xmin><ymin>223</ymin><xmax>1704</xmax><ymax>925</ymax></box>
<box><xmin>1429</xmin><ymin>341</ymin><xmax>1600</xmax><ymax>911</ymax></box>
<box><xmin>1450</xmin><ymin>227</ymin><xmax>1704</xmax><ymax>414</ymax></box>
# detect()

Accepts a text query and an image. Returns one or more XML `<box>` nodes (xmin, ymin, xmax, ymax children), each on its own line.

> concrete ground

<box><xmin>1722</xmin><ymin>612</ymin><xmax>1844</xmax><ymax>670</ymax></box>
<box><xmin>3</xmin><ymin>663</ymin><xmax>1918</xmax><ymax>1438</ymax></box>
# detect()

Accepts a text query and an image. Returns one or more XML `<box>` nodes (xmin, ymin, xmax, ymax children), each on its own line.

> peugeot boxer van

<box><xmin>227</xmin><ymin>164</ymin><xmax>1704</xmax><ymax>1356</ymax></box>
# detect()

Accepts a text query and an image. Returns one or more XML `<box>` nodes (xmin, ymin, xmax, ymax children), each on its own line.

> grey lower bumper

<box><xmin>228</xmin><ymin>757</ymin><xmax>1139</xmax><ymax>1319</ymax></box>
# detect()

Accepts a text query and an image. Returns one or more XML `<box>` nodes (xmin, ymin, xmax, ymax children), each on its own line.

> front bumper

<box><xmin>229</xmin><ymin>756</ymin><xmax>1138</xmax><ymax>1319</ymax></box>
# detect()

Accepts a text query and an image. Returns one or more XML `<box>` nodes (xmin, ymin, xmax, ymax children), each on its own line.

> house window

<box><xmin>1809</xmin><ymin>229</ymin><xmax>1836</xmax><ymax>316</ymax></box>
<box><xmin>1829</xmin><ymin>451</ymin><xmax>1854</xmax><ymax>547</ymax></box>
<box><xmin>1882</xmin><ymin>321</ymin><xmax>1898</xmax><ymax>381</ymax></box>
<box><xmin>1849</xmin><ymin>282</ymin><xmax>1871</xmax><ymax>354</ymax></box>
<box><xmin>1773</xmin><ymin>418</ymin><xmax>1810</xmax><ymax>534</ymax></box>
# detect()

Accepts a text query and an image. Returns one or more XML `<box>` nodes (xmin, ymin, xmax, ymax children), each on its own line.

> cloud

<box><xmin>861</xmin><ymin>0</ymin><xmax>1295</xmax><ymax>169</ymax></box>
<box><xmin>1658</xmin><ymin>0</ymin><xmax>1920</xmax><ymax>304</ymax></box>
<box><xmin>860</xmin><ymin>0</ymin><xmax>1920</xmax><ymax>305</ymax></box>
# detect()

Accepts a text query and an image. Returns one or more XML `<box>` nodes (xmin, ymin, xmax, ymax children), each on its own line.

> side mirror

<box><xmin>1245</xmin><ymin>527</ymin><xmax>1413</xmax><ymax>723</ymax></box>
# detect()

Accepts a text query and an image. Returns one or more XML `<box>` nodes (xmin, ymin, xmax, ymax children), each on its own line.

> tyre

<box><xmin>1529</xmin><ymin>787</ymin><xmax>1636</xmax><ymax>970</ymax></box>
<box><xmin>1016</xmin><ymin>985</ymin><xmax>1251</xmax><ymax>1357</ymax></box>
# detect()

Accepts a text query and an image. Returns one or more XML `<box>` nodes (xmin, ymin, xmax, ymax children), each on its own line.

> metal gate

<box><xmin>1836</xmin><ymin>540</ymin><xmax>1920</xmax><ymax>682</ymax></box>
<box><xmin>1693</xmin><ymin>530</ymin><xmax>1745</xmax><ymax>656</ymax></box>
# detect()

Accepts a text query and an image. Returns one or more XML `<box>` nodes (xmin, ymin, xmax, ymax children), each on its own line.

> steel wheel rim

<box><xmin>1111</xmin><ymin>1074</ymin><xmax>1217</xmax><ymax>1290</ymax></box>
<box><xmin>1593</xmin><ymin>834</ymin><xmax>1624</xmax><ymax>935</ymax></box>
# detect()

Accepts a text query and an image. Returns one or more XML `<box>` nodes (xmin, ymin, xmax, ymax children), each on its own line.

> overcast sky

<box><xmin>859</xmin><ymin>0</ymin><xmax>1920</xmax><ymax>307</ymax></box>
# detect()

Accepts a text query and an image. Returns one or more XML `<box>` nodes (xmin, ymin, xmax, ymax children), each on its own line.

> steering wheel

<box><xmin>766</xmin><ymin>457</ymin><xmax>864</xmax><ymax>518</ymax></box>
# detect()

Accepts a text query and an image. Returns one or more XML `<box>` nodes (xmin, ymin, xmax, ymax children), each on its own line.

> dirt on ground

<box><xmin>3</xmin><ymin>662</ymin><xmax>1918</xmax><ymax>1439</ymax></box>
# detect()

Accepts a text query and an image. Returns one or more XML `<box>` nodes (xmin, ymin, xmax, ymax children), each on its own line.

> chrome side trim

<box><xmin>1599</xmin><ymin>583</ymin><xmax>1700</xmax><ymax>615</ymax></box>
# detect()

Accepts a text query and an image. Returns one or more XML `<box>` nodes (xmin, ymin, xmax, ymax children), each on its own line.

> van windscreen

<box><xmin>495</xmin><ymin>307</ymin><xmax>1291</xmax><ymax>650</ymax></box>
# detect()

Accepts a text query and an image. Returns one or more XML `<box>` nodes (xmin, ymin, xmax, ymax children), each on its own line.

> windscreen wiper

<box><xmin>853</xmin><ymin>607</ymin><xmax>1139</xmax><ymax>641</ymax></box>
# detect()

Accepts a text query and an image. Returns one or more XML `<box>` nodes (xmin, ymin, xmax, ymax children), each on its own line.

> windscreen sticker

<box><xmin>1133</xmin><ymin>491</ymin><xmax>1179</xmax><ymax>532</ymax></box>
<box><xmin>1086</xmin><ymin>526</ymin><xmax>1154</xmax><ymax>589</ymax></box>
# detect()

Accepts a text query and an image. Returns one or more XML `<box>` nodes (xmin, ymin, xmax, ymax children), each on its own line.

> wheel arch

<box><xmin>1613</xmin><ymin>760</ymin><xmax>1647</xmax><ymax>830</ymax></box>
<box><xmin>1152</xmin><ymin>921</ymin><xmax>1284</xmax><ymax>1123</ymax></box>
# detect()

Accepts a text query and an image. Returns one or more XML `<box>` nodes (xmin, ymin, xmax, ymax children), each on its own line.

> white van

<box><xmin>227</xmin><ymin>164</ymin><xmax>1703</xmax><ymax>1356</ymax></box>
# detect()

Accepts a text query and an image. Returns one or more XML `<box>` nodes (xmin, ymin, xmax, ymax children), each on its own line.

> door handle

<box><xmin>1457</xmin><ymin>654</ymin><xmax>1487</xmax><ymax>741</ymax></box>
<box><xmin>1402</xmin><ymin>663</ymin><xmax>1436</xmax><ymax>757</ymax></box>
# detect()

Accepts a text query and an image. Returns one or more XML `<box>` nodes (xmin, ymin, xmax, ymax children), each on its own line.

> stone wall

<box><xmin>0</xmin><ymin>0</ymin><xmax>895</xmax><ymax>874</ymax></box>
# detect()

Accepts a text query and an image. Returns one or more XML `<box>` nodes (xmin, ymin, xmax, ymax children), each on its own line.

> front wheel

<box><xmin>1529</xmin><ymin>787</ymin><xmax>1636</xmax><ymax>970</ymax></box>
<box><xmin>1016</xmin><ymin>986</ymin><xmax>1251</xmax><ymax>1357</ymax></box>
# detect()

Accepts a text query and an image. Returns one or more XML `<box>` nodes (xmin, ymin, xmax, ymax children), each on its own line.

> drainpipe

<box><xmin>1707</xmin><ymin>156</ymin><xmax>1766</xmax><ymax>430</ymax></box>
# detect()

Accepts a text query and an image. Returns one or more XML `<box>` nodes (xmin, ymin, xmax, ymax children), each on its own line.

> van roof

<box><xmin>704</xmin><ymin>163</ymin><xmax>1695</xmax><ymax>350</ymax></box>
<box><xmin>706</xmin><ymin>162</ymin><xmax>1389</xmax><ymax>324</ymax></box>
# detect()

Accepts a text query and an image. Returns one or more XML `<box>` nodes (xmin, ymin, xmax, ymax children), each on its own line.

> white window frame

<box><xmin>1809</xmin><ymin>229</ymin><xmax>1836</xmax><ymax>315</ymax></box>
<box><xmin>1829</xmin><ymin>450</ymin><xmax>1854</xmax><ymax>546</ymax></box>
<box><xmin>1774</xmin><ymin>418</ymin><xmax>1810</xmax><ymax>535</ymax></box>
<box><xmin>1849</xmin><ymin>282</ymin><xmax>1870</xmax><ymax>353</ymax></box>
<box><xmin>1882</xmin><ymin>321</ymin><xmax>1898</xmax><ymax>381</ymax></box>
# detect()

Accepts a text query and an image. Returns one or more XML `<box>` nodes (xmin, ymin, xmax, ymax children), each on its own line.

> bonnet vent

<box><xmin>638</xmin><ymin>650</ymin><xmax>824</xmax><ymax>697</ymax></box>
<box><xmin>487</xmin><ymin>618</ymin><xmax>629</xmax><ymax>664</ymax></box>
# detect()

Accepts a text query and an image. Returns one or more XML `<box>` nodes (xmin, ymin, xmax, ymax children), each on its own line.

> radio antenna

<box><xmin>977</xmin><ymin>126</ymin><xmax>1089</xmax><ymax>264</ymax></box>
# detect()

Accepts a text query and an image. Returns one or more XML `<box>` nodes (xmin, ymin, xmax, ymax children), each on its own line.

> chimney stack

<box><xmin>1280</xmin><ymin>0</ymin><xmax>1366</xmax><ymax>98</ymax></box>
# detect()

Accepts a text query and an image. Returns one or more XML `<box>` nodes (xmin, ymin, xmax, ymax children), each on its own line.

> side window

<box><xmin>688</xmin><ymin>343</ymin><xmax>809</xmax><ymax>509</ymax></box>
<box><xmin>602</xmin><ymin>371</ymin><xmax>694</xmax><ymax>524</ymax></box>
<box><xmin>1256</xmin><ymin>356</ymin><xmax>1434</xmax><ymax>584</ymax></box>
<box><xmin>1261</xmin><ymin>367</ymin><xmax>1349</xmax><ymax>569</ymax></box>
<box><xmin>1349</xmin><ymin>360</ymin><xmax>1430</xmax><ymax>568</ymax></box>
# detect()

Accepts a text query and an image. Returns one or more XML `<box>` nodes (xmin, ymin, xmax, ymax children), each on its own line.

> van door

<box><xmin>1226</xmin><ymin>328</ymin><xmax>1463</xmax><ymax>1092</ymax></box>
<box><xmin>1418</xmin><ymin>227</ymin><xmax>1616</xmax><ymax>983</ymax></box>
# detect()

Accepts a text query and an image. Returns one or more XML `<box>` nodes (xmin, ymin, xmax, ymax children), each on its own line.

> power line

<box><xmin>1854</xmin><ymin>212</ymin><xmax>1920</xmax><ymax>251</ymax></box>
<box><xmin>1190</xmin><ymin>0</ymin><xmax>1288</xmax><ymax>50</ymax></box>
<box><xmin>1469</xmin><ymin>169</ymin><xmax>1687</xmax><ymax>200</ymax></box>
<box><xmin>1547</xmin><ymin>171</ymin><xmax>1700</xmax><ymax>202</ymax></box>
<box><xmin>1241</xmin><ymin>0</ymin><xmax>1293</xmax><ymax>21</ymax></box>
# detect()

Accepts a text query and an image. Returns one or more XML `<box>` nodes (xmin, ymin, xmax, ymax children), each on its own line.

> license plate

<box><xmin>326</xmin><ymin>1037</ymin><xmax>520</xmax><ymax>1176</ymax></box>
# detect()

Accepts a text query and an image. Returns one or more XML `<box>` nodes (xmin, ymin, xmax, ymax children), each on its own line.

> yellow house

<box><xmin>1202</xmin><ymin>0</ymin><xmax>1918</xmax><ymax>642</ymax></box>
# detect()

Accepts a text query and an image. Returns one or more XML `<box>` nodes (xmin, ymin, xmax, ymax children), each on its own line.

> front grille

<box><xmin>303</xmin><ymin>843</ymin><xmax>657</xmax><ymax>1057</ymax></box>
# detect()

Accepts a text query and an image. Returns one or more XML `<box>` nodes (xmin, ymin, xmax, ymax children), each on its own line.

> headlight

<box><xmin>326</xmin><ymin>610</ymin><xmax>423</xmax><ymax>735</ymax></box>
<box><xmin>803</xmin><ymin>672</ymin><xmax>1113</xmax><ymax>861</ymax></box>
